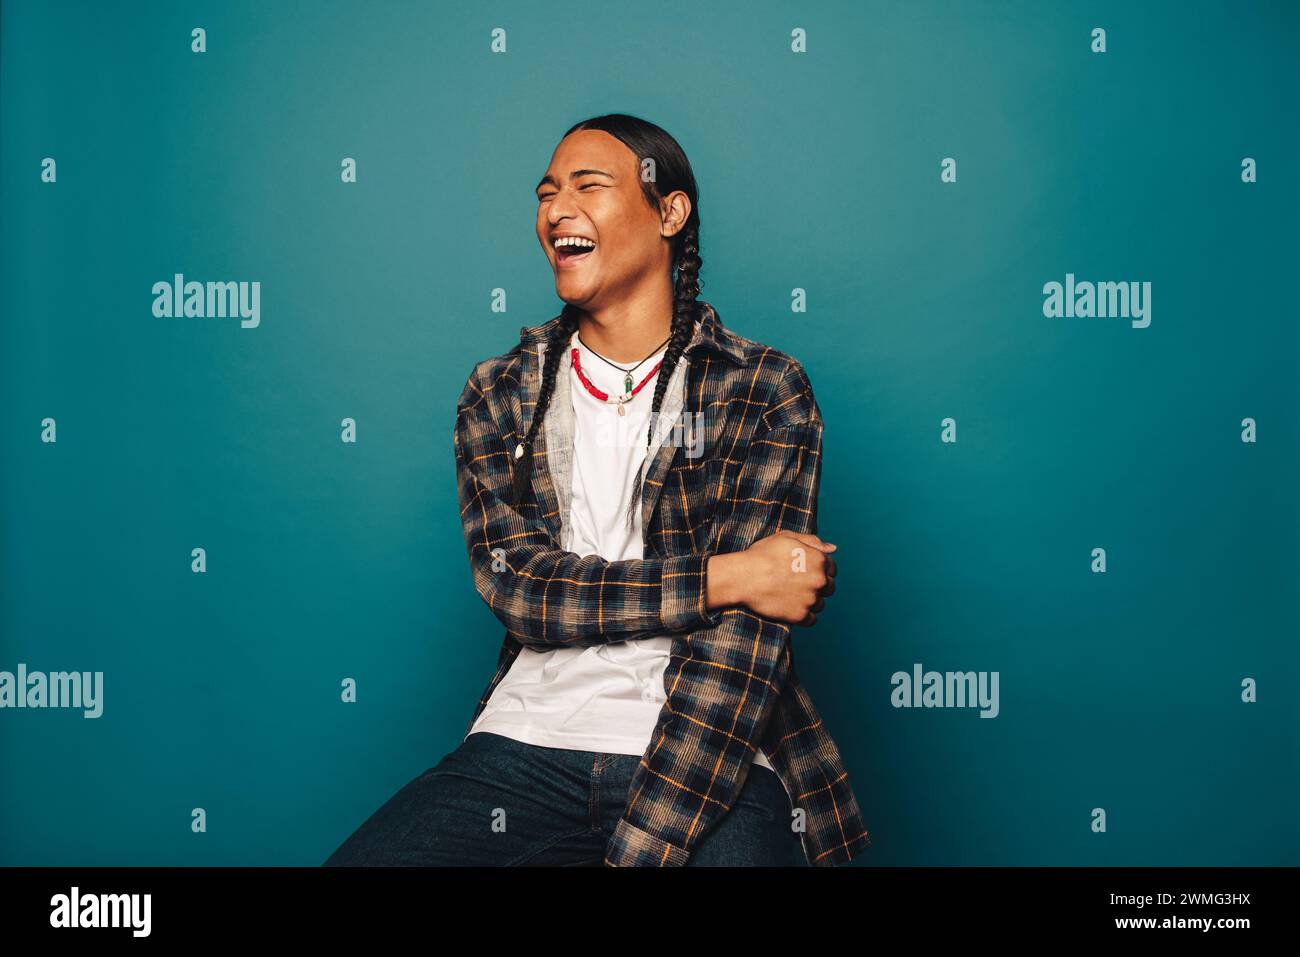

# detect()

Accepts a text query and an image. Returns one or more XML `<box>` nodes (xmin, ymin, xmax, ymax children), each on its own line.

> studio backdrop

<box><xmin>1</xmin><ymin>0</ymin><xmax>1296</xmax><ymax>865</ymax></box>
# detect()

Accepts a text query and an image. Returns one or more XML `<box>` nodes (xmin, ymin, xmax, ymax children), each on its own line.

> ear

<box><xmin>659</xmin><ymin>190</ymin><xmax>692</xmax><ymax>239</ymax></box>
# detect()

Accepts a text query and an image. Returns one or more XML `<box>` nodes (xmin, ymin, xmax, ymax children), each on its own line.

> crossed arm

<box><xmin>455</xmin><ymin>362</ymin><xmax>727</xmax><ymax>647</ymax></box>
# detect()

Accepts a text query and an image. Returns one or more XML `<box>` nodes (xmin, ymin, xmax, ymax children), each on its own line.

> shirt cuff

<box><xmin>659</xmin><ymin>552</ymin><xmax>724</xmax><ymax>633</ymax></box>
<box><xmin>604</xmin><ymin>818</ymin><xmax>691</xmax><ymax>867</ymax></box>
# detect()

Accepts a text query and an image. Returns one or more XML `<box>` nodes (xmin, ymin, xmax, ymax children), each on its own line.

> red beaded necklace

<box><xmin>571</xmin><ymin>342</ymin><xmax>664</xmax><ymax>416</ymax></box>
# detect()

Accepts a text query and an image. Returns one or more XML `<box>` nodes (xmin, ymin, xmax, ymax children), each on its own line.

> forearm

<box><xmin>470</xmin><ymin>544</ymin><xmax>729</xmax><ymax>648</ymax></box>
<box><xmin>704</xmin><ymin>552</ymin><xmax>746</xmax><ymax>610</ymax></box>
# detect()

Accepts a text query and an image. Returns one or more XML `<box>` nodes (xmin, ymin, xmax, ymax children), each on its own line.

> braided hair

<box><xmin>511</xmin><ymin>114</ymin><xmax>705</xmax><ymax>536</ymax></box>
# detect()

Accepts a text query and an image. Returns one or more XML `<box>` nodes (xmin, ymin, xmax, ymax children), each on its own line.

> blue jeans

<box><xmin>323</xmin><ymin>731</ymin><xmax>807</xmax><ymax>866</ymax></box>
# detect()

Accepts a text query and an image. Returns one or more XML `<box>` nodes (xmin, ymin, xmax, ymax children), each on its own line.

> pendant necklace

<box><xmin>571</xmin><ymin>332</ymin><xmax>670</xmax><ymax>417</ymax></box>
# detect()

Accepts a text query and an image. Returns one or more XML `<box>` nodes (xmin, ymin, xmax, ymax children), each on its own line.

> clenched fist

<box><xmin>706</xmin><ymin>531</ymin><xmax>837</xmax><ymax>627</ymax></box>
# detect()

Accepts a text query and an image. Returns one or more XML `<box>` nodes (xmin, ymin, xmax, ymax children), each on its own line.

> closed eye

<box><xmin>536</xmin><ymin>183</ymin><xmax>605</xmax><ymax>202</ymax></box>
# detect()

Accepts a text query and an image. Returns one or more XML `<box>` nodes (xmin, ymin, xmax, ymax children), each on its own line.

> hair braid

<box><xmin>511</xmin><ymin>304</ymin><xmax>581</xmax><ymax>507</ymax></box>
<box><xmin>623</xmin><ymin>219</ymin><xmax>703</xmax><ymax>530</ymax></box>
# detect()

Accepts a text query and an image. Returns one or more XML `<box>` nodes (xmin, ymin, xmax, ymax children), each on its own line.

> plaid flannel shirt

<box><xmin>454</xmin><ymin>300</ymin><xmax>870</xmax><ymax>866</ymax></box>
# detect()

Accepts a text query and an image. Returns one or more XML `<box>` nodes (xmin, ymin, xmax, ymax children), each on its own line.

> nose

<box><xmin>546</xmin><ymin>184</ymin><xmax>580</xmax><ymax>224</ymax></box>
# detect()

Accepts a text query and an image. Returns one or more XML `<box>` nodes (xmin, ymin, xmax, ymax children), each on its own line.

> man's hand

<box><xmin>706</xmin><ymin>531</ymin><xmax>837</xmax><ymax>626</ymax></box>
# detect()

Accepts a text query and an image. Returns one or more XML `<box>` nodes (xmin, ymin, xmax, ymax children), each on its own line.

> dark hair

<box><xmin>511</xmin><ymin>113</ymin><xmax>704</xmax><ymax>531</ymax></box>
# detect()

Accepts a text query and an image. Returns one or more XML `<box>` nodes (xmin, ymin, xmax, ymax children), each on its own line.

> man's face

<box><xmin>535</xmin><ymin>129</ymin><xmax>679</xmax><ymax>308</ymax></box>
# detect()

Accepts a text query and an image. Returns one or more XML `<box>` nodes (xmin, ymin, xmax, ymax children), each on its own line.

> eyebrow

<box><xmin>535</xmin><ymin>168</ymin><xmax>615</xmax><ymax>192</ymax></box>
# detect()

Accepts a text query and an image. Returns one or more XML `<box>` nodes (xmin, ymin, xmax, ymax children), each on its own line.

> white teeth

<box><xmin>553</xmin><ymin>236</ymin><xmax>596</xmax><ymax>250</ymax></box>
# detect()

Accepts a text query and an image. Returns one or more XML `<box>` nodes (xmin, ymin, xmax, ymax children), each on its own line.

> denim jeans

<box><xmin>323</xmin><ymin>731</ymin><xmax>807</xmax><ymax>866</ymax></box>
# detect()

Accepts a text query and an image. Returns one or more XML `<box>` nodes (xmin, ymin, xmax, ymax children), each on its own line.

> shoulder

<box><xmin>460</xmin><ymin>311</ymin><xmax>569</xmax><ymax>404</ymax></box>
<box><xmin>458</xmin><ymin>342</ymin><xmax>527</xmax><ymax>413</ymax></box>
<box><xmin>709</xmin><ymin>324</ymin><xmax>821</xmax><ymax>432</ymax></box>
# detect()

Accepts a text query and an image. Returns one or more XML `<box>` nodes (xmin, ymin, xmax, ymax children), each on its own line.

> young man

<box><xmin>324</xmin><ymin>114</ymin><xmax>870</xmax><ymax>867</ymax></box>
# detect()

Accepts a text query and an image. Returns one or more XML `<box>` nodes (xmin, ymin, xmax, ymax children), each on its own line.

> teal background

<box><xmin>2</xmin><ymin>0</ymin><xmax>1296</xmax><ymax>865</ymax></box>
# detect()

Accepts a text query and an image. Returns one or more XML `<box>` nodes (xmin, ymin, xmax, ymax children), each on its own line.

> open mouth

<box><xmin>554</xmin><ymin>236</ymin><xmax>596</xmax><ymax>266</ymax></box>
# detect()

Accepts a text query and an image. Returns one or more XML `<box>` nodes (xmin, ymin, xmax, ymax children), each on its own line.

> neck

<box><xmin>572</xmin><ymin>280</ymin><xmax>678</xmax><ymax>363</ymax></box>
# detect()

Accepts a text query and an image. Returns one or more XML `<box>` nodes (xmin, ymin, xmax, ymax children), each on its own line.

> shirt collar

<box><xmin>518</xmin><ymin>300</ymin><xmax>748</xmax><ymax>368</ymax></box>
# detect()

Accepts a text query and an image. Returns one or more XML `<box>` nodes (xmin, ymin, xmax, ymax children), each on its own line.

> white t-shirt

<box><xmin>468</xmin><ymin>330</ymin><xmax>774</xmax><ymax>772</ymax></box>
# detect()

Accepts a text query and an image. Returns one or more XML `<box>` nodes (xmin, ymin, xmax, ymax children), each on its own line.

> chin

<box><xmin>555</xmin><ymin>281</ymin><xmax>593</xmax><ymax>304</ymax></box>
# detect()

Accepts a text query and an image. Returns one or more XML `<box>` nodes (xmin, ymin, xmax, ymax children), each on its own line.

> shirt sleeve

<box><xmin>604</xmin><ymin>359</ymin><xmax>824</xmax><ymax>866</ymax></box>
<box><xmin>456</xmin><ymin>363</ymin><xmax>725</xmax><ymax>649</ymax></box>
